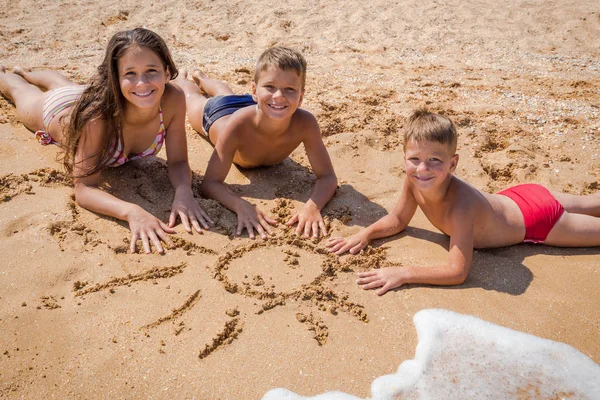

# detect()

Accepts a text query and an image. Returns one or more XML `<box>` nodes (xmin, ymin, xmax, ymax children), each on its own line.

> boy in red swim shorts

<box><xmin>327</xmin><ymin>109</ymin><xmax>600</xmax><ymax>295</ymax></box>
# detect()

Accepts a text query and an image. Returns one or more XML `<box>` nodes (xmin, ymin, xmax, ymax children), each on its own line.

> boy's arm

<box><xmin>357</xmin><ymin>206</ymin><xmax>475</xmax><ymax>295</ymax></box>
<box><xmin>163</xmin><ymin>84</ymin><xmax>213</xmax><ymax>232</ymax></box>
<box><xmin>201</xmin><ymin>121</ymin><xmax>277</xmax><ymax>239</ymax></box>
<box><xmin>327</xmin><ymin>178</ymin><xmax>418</xmax><ymax>254</ymax></box>
<box><xmin>285</xmin><ymin>113</ymin><xmax>337</xmax><ymax>238</ymax></box>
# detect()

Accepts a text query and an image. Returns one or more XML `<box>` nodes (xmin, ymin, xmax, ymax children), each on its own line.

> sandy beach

<box><xmin>1</xmin><ymin>0</ymin><xmax>599</xmax><ymax>398</ymax></box>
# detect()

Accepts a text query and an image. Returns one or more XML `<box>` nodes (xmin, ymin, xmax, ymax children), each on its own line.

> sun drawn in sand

<box><xmin>3</xmin><ymin>171</ymin><xmax>387</xmax><ymax>360</ymax></box>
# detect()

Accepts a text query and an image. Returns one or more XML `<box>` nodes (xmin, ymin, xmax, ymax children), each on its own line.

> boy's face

<box><xmin>404</xmin><ymin>140</ymin><xmax>458</xmax><ymax>191</ymax></box>
<box><xmin>252</xmin><ymin>66</ymin><xmax>304</xmax><ymax>121</ymax></box>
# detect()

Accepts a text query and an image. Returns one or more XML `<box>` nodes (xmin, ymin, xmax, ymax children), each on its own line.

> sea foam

<box><xmin>263</xmin><ymin>308</ymin><xmax>600</xmax><ymax>399</ymax></box>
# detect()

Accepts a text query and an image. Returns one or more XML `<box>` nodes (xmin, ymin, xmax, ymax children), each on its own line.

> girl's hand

<box><xmin>235</xmin><ymin>200</ymin><xmax>277</xmax><ymax>240</ymax></box>
<box><xmin>127</xmin><ymin>206</ymin><xmax>176</xmax><ymax>254</ymax></box>
<box><xmin>356</xmin><ymin>267</ymin><xmax>408</xmax><ymax>296</ymax></box>
<box><xmin>285</xmin><ymin>202</ymin><xmax>327</xmax><ymax>238</ymax></box>
<box><xmin>327</xmin><ymin>231</ymin><xmax>369</xmax><ymax>255</ymax></box>
<box><xmin>169</xmin><ymin>190</ymin><xmax>214</xmax><ymax>233</ymax></box>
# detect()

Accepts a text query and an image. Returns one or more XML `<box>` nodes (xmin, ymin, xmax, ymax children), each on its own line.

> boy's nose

<box><xmin>416</xmin><ymin>162</ymin><xmax>429</xmax><ymax>172</ymax></box>
<box><xmin>272</xmin><ymin>88</ymin><xmax>284</xmax><ymax>98</ymax></box>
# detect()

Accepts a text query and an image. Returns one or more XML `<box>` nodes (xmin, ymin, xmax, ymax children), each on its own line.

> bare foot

<box><xmin>192</xmin><ymin>70</ymin><xmax>208</xmax><ymax>87</ymax></box>
<box><xmin>176</xmin><ymin>69</ymin><xmax>189</xmax><ymax>81</ymax></box>
<box><xmin>0</xmin><ymin>65</ymin><xmax>5</xmax><ymax>73</ymax></box>
<box><xmin>13</xmin><ymin>66</ymin><xmax>27</xmax><ymax>78</ymax></box>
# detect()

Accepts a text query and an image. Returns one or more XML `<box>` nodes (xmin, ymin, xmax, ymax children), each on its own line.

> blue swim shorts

<box><xmin>201</xmin><ymin>94</ymin><xmax>257</xmax><ymax>135</ymax></box>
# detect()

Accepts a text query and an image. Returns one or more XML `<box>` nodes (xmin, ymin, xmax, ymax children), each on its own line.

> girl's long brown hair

<box><xmin>62</xmin><ymin>28</ymin><xmax>178</xmax><ymax>177</ymax></box>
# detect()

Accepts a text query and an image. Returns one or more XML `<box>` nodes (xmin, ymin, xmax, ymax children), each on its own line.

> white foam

<box><xmin>263</xmin><ymin>309</ymin><xmax>600</xmax><ymax>400</ymax></box>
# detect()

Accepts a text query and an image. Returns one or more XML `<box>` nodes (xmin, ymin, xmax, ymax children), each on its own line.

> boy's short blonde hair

<box><xmin>404</xmin><ymin>108</ymin><xmax>458</xmax><ymax>154</ymax></box>
<box><xmin>254</xmin><ymin>46</ymin><xmax>307</xmax><ymax>89</ymax></box>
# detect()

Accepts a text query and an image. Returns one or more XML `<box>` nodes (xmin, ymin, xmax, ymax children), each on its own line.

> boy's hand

<box><xmin>326</xmin><ymin>231</ymin><xmax>369</xmax><ymax>255</ymax></box>
<box><xmin>235</xmin><ymin>200</ymin><xmax>277</xmax><ymax>240</ymax></box>
<box><xmin>285</xmin><ymin>202</ymin><xmax>327</xmax><ymax>238</ymax></box>
<box><xmin>356</xmin><ymin>267</ymin><xmax>408</xmax><ymax>296</ymax></box>
<box><xmin>127</xmin><ymin>206</ymin><xmax>176</xmax><ymax>254</ymax></box>
<box><xmin>169</xmin><ymin>190</ymin><xmax>214</xmax><ymax>233</ymax></box>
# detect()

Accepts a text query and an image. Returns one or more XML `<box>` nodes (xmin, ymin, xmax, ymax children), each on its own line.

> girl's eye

<box><xmin>285</xmin><ymin>87</ymin><xmax>296</xmax><ymax>92</ymax></box>
<box><xmin>125</xmin><ymin>71</ymin><xmax>136</xmax><ymax>76</ymax></box>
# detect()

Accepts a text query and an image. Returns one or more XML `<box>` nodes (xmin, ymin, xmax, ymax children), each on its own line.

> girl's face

<box><xmin>117</xmin><ymin>45</ymin><xmax>170</xmax><ymax>110</ymax></box>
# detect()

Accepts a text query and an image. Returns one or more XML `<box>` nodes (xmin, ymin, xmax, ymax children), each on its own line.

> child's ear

<box><xmin>449</xmin><ymin>154</ymin><xmax>459</xmax><ymax>172</ymax></box>
<box><xmin>251</xmin><ymin>81</ymin><xmax>257</xmax><ymax>102</ymax></box>
<box><xmin>298</xmin><ymin>89</ymin><xmax>305</xmax><ymax>107</ymax></box>
<box><xmin>165</xmin><ymin>67</ymin><xmax>172</xmax><ymax>81</ymax></box>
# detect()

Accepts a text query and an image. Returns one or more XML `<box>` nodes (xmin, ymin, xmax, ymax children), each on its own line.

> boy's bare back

<box><xmin>413</xmin><ymin>175</ymin><xmax>527</xmax><ymax>249</ymax></box>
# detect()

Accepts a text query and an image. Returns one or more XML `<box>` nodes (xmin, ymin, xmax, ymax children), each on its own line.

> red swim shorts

<box><xmin>497</xmin><ymin>184</ymin><xmax>565</xmax><ymax>244</ymax></box>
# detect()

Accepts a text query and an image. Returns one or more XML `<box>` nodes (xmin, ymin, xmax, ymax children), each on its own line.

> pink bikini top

<box><xmin>107</xmin><ymin>107</ymin><xmax>166</xmax><ymax>167</ymax></box>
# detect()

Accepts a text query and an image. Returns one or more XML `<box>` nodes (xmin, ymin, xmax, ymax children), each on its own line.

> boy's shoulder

<box><xmin>446</xmin><ymin>177</ymin><xmax>486</xmax><ymax>213</ymax></box>
<box><xmin>290</xmin><ymin>107</ymin><xmax>319</xmax><ymax>132</ymax></box>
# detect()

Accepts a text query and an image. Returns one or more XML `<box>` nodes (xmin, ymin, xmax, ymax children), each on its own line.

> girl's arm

<box><xmin>73</xmin><ymin>118</ymin><xmax>175</xmax><ymax>254</ymax></box>
<box><xmin>162</xmin><ymin>84</ymin><xmax>212</xmax><ymax>232</ymax></box>
<box><xmin>327</xmin><ymin>178</ymin><xmax>418</xmax><ymax>254</ymax></box>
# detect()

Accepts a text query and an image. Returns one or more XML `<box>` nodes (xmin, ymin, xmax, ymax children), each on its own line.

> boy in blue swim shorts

<box><xmin>173</xmin><ymin>46</ymin><xmax>337</xmax><ymax>240</ymax></box>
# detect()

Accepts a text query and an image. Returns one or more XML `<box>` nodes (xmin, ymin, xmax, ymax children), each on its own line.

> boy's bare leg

<box><xmin>551</xmin><ymin>191</ymin><xmax>600</xmax><ymax>217</ymax></box>
<box><xmin>13</xmin><ymin>67</ymin><xmax>75</xmax><ymax>91</ymax></box>
<box><xmin>0</xmin><ymin>66</ymin><xmax>45</xmax><ymax>131</ymax></box>
<box><xmin>173</xmin><ymin>70</ymin><xmax>235</xmax><ymax>135</ymax></box>
<box><xmin>545</xmin><ymin>211</ymin><xmax>600</xmax><ymax>247</ymax></box>
<box><xmin>192</xmin><ymin>70</ymin><xmax>234</xmax><ymax>97</ymax></box>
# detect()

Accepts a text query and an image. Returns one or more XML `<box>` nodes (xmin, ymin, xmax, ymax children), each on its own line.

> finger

<box><xmin>349</xmin><ymin>243</ymin><xmax>365</xmax><ymax>254</ymax></box>
<box><xmin>327</xmin><ymin>237</ymin><xmax>341</xmax><ymax>246</ymax></box>
<box><xmin>168</xmin><ymin>211</ymin><xmax>177</xmax><ymax>228</ymax></box>
<box><xmin>141</xmin><ymin>233</ymin><xmax>151</xmax><ymax>254</ymax></box>
<box><xmin>196</xmin><ymin>211</ymin><xmax>211</xmax><ymax>229</ymax></box>
<box><xmin>361</xmin><ymin>280</ymin><xmax>384</xmax><ymax>290</ymax></box>
<box><xmin>199</xmin><ymin>209</ymin><xmax>214</xmax><ymax>226</ymax></box>
<box><xmin>236</xmin><ymin>220</ymin><xmax>244</xmax><ymax>236</ymax></box>
<box><xmin>254</xmin><ymin>222</ymin><xmax>268</xmax><ymax>240</ymax></box>
<box><xmin>295</xmin><ymin>220</ymin><xmax>304</xmax><ymax>236</ymax></box>
<box><xmin>334</xmin><ymin>243</ymin><xmax>353</xmax><ymax>255</ymax></box>
<box><xmin>246</xmin><ymin>224</ymin><xmax>256</xmax><ymax>239</ymax></box>
<box><xmin>148</xmin><ymin>231</ymin><xmax>164</xmax><ymax>254</ymax></box>
<box><xmin>285</xmin><ymin>214</ymin><xmax>299</xmax><ymax>227</ymax></box>
<box><xmin>357</xmin><ymin>271</ymin><xmax>378</xmax><ymax>278</ymax></box>
<box><xmin>258</xmin><ymin>219</ymin><xmax>274</xmax><ymax>236</ymax></box>
<box><xmin>263</xmin><ymin>214</ymin><xmax>278</xmax><ymax>225</ymax></box>
<box><xmin>130</xmin><ymin>232</ymin><xmax>138</xmax><ymax>254</ymax></box>
<box><xmin>377</xmin><ymin>284</ymin><xmax>392</xmax><ymax>296</ymax></box>
<box><xmin>319</xmin><ymin>221</ymin><xmax>328</xmax><ymax>237</ymax></box>
<box><xmin>303</xmin><ymin>221</ymin><xmax>312</xmax><ymax>238</ymax></box>
<box><xmin>159</xmin><ymin>220</ymin><xmax>177</xmax><ymax>234</ymax></box>
<box><xmin>327</xmin><ymin>241</ymin><xmax>343</xmax><ymax>252</ymax></box>
<box><xmin>156</xmin><ymin>228</ymin><xmax>173</xmax><ymax>249</ymax></box>
<box><xmin>356</xmin><ymin>275</ymin><xmax>378</xmax><ymax>285</ymax></box>
<box><xmin>311</xmin><ymin>222</ymin><xmax>319</xmax><ymax>238</ymax></box>
<box><xmin>190</xmin><ymin>216</ymin><xmax>202</xmax><ymax>233</ymax></box>
<box><xmin>179</xmin><ymin>212</ymin><xmax>192</xmax><ymax>233</ymax></box>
